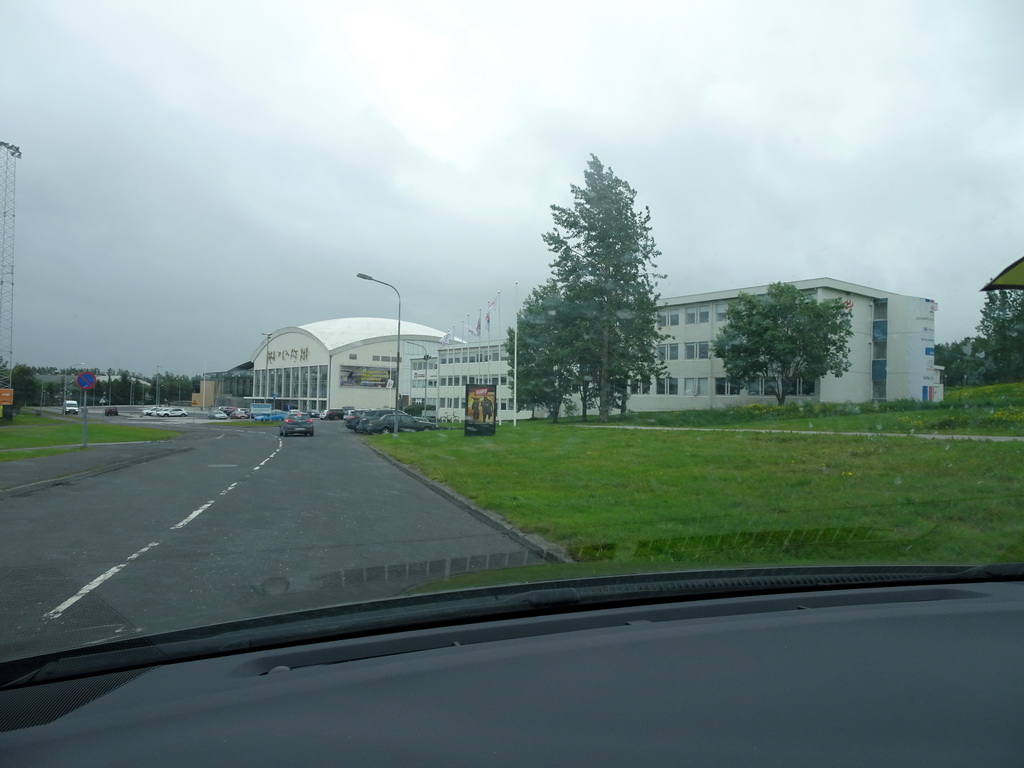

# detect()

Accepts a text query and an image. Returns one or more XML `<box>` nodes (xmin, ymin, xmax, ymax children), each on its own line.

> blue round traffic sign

<box><xmin>77</xmin><ymin>372</ymin><xmax>97</xmax><ymax>389</ymax></box>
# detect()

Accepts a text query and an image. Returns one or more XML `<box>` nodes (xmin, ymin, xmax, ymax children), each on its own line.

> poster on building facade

<box><xmin>338</xmin><ymin>365</ymin><xmax>392</xmax><ymax>388</ymax></box>
<box><xmin>464</xmin><ymin>385</ymin><xmax>496</xmax><ymax>437</ymax></box>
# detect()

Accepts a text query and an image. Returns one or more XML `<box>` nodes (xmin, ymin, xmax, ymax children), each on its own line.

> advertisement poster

<box><xmin>339</xmin><ymin>366</ymin><xmax>392</xmax><ymax>388</ymax></box>
<box><xmin>464</xmin><ymin>385</ymin><xmax>496</xmax><ymax>437</ymax></box>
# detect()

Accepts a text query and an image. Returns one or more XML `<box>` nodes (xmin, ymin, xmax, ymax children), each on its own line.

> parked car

<box><xmin>165</xmin><ymin>408</ymin><xmax>189</xmax><ymax>417</ymax></box>
<box><xmin>104</xmin><ymin>406</ymin><xmax>119</xmax><ymax>416</ymax></box>
<box><xmin>279</xmin><ymin>412</ymin><xmax>315</xmax><ymax>436</ymax></box>
<box><xmin>229</xmin><ymin>409</ymin><xmax>250</xmax><ymax>419</ymax></box>
<box><xmin>253</xmin><ymin>409</ymin><xmax>287</xmax><ymax>422</ymax></box>
<box><xmin>208</xmin><ymin>410</ymin><xmax>229</xmax><ymax>420</ymax></box>
<box><xmin>322</xmin><ymin>409</ymin><xmax>347</xmax><ymax>421</ymax></box>
<box><xmin>307</xmin><ymin>410</ymin><xmax>320</xmax><ymax>419</ymax></box>
<box><xmin>344</xmin><ymin>410</ymin><xmax>366</xmax><ymax>429</ymax></box>
<box><xmin>142</xmin><ymin>406</ymin><xmax>159</xmax><ymax>416</ymax></box>
<box><xmin>365</xmin><ymin>412</ymin><xmax>439</xmax><ymax>435</ymax></box>
<box><xmin>353</xmin><ymin>409</ymin><xmax>408</xmax><ymax>434</ymax></box>
<box><xmin>62</xmin><ymin>400</ymin><xmax>79</xmax><ymax>415</ymax></box>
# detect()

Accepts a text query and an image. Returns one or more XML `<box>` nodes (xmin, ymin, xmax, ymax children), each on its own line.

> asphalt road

<box><xmin>0</xmin><ymin>416</ymin><xmax>552</xmax><ymax>661</ymax></box>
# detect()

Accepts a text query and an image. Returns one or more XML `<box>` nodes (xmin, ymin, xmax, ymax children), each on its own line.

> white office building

<box><xmin>435</xmin><ymin>340</ymin><xmax>533</xmax><ymax>423</ymax></box>
<box><xmin>631</xmin><ymin>278</ymin><xmax>940</xmax><ymax>411</ymax></box>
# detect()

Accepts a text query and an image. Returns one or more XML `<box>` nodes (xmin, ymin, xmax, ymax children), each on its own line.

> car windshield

<box><xmin>3</xmin><ymin>1</ymin><xmax>1024</xmax><ymax>679</ymax></box>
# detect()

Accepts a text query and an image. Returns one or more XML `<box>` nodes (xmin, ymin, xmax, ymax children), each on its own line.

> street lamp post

<box><xmin>357</xmin><ymin>273</ymin><xmax>401</xmax><ymax>438</ymax></box>
<box><xmin>405</xmin><ymin>341</ymin><xmax>435</xmax><ymax>422</ymax></box>
<box><xmin>261</xmin><ymin>332</ymin><xmax>273</xmax><ymax>407</ymax></box>
<box><xmin>155</xmin><ymin>365</ymin><xmax>162</xmax><ymax>406</ymax></box>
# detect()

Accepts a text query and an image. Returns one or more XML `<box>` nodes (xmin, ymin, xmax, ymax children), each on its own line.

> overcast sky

<box><xmin>4</xmin><ymin>0</ymin><xmax>1023</xmax><ymax>375</ymax></box>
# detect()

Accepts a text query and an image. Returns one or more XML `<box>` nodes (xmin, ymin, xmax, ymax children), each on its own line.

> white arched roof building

<box><xmin>248</xmin><ymin>317</ymin><xmax>448</xmax><ymax>413</ymax></box>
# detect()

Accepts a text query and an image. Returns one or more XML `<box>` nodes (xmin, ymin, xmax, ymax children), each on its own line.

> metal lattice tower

<box><xmin>0</xmin><ymin>141</ymin><xmax>20</xmax><ymax>390</ymax></box>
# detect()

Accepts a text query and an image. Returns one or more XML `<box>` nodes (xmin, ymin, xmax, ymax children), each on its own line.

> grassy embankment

<box><xmin>372</xmin><ymin>385</ymin><xmax>1024</xmax><ymax>585</ymax></box>
<box><xmin>0</xmin><ymin>412</ymin><xmax>174</xmax><ymax>462</ymax></box>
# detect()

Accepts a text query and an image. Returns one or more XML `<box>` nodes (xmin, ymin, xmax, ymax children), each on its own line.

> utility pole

<box><xmin>0</xmin><ymin>142</ymin><xmax>21</xmax><ymax>408</ymax></box>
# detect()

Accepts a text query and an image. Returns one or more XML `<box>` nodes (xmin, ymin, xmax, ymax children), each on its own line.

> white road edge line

<box><xmin>43</xmin><ymin>542</ymin><xmax>161</xmax><ymax>620</ymax></box>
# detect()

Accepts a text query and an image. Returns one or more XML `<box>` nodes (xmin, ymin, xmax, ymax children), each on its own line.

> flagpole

<box><xmin>513</xmin><ymin>282</ymin><xmax>519</xmax><ymax>426</ymax></box>
<box><xmin>495</xmin><ymin>291</ymin><xmax>501</xmax><ymax>423</ymax></box>
<box><xmin>463</xmin><ymin>316</ymin><xmax>468</xmax><ymax>420</ymax></box>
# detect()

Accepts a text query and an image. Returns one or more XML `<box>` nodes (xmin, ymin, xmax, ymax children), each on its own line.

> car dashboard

<box><xmin>2</xmin><ymin>579</ymin><xmax>1023</xmax><ymax>766</ymax></box>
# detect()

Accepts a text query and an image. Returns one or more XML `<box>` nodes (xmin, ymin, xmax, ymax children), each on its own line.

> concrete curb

<box><xmin>365</xmin><ymin>441</ymin><xmax>574</xmax><ymax>565</ymax></box>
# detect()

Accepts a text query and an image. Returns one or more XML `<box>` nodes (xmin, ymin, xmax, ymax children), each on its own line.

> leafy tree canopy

<box><xmin>711</xmin><ymin>282</ymin><xmax>853</xmax><ymax>405</ymax></box>
<box><xmin>974</xmin><ymin>290</ymin><xmax>1024</xmax><ymax>383</ymax></box>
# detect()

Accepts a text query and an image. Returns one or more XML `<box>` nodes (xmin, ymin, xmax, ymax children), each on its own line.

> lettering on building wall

<box><xmin>266</xmin><ymin>347</ymin><xmax>310</xmax><ymax>364</ymax></box>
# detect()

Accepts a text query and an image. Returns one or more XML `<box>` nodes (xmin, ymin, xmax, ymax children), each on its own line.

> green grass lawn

<box><xmin>371</xmin><ymin>417</ymin><xmax>1024</xmax><ymax>571</ymax></box>
<box><xmin>0</xmin><ymin>421</ymin><xmax>176</xmax><ymax>449</ymax></box>
<box><xmin>601</xmin><ymin>386</ymin><xmax>1024</xmax><ymax>436</ymax></box>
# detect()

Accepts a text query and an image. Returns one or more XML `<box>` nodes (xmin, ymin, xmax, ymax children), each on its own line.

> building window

<box><xmin>658</xmin><ymin>310</ymin><xmax>680</xmax><ymax>327</ymax></box>
<box><xmin>684</xmin><ymin>341</ymin><xmax>709</xmax><ymax>360</ymax></box>
<box><xmin>746</xmin><ymin>379</ymin><xmax>763</xmax><ymax>395</ymax></box>
<box><xmin>633</xmin><ymin>378</ymin><xmax>652</xmax><ymax>395</ymax></box>
<box><xmin>715</xmin><ymin>302</ymin><xmax>728</xmax><ymax>321</ymax></box>
<box><xmin>657</xmin><ymin>343</ymin><xmax>680</xmax><ymax>361</ymax></box>
<box><xmin>872</xmin><ymin>380</ymin><xmax>887</xmax><ymax>400</ymax></box>
<box><xmin>349</xmin><ymin>354</ymin><xmax>357</xmax><ymax>360</ymax></box>
<box><xmin>685</xmin><ymin>305</ymin><xmax>710</xmax><ymax>324</ymax></box>
<box><xmin>683</xmin><ymin>377</ymin><xmax>708</xmax><ymax>396</ymax></box>
<box><xmin>656</xmin><ymin>377</ymin><xmax>679</xmax><ymax>395</ymax></box>
<box><xmin>715</xmin><ymin>378</ymin><xmax>741</xmax><ymax>395</ymax></box>
<box><xmin>873</xmin><ymin>341</ymin><xmax>887</xmax><ymax>360</ymax></box>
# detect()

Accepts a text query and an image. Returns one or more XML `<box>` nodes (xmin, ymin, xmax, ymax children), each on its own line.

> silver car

<box><xmin>279</xmin><ymin>412</ymin><xmax>315</xmax><ymax>436</ymax></box>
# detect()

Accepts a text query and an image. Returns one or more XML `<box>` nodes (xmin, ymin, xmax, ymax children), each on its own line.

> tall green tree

<box><xmin>544</xmin><ymin>155</ymin><xmax>666</xmax><ymax>421</ymax></box>
<box><xmin>10</xmin><ymin>364</ymin><xmax>39</xmax><ymax>408</ymax></box>
<box><xmin>711</xmin><ymin>282</ymin><xmax>853</xmax><ymax>405</ymax></box>
<box><xmin>504</xmin><ymin>281</ymin><xmax>578</xmax><ymax>422</ymax></box>
<box><xmin>934</xmin><ymin>337</ymin><xmax>990</xmax><ymax>387</ymax></box>
<box><xmin>975</xmin><ymin>290</ymin><xmax>1024</xmax><ymax>383</ymax></box>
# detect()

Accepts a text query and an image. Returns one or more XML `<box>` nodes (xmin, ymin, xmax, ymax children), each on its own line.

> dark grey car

<box><xmin>279</xmin><ymin>412</ymin><xmax>315</xmax><ymax>436</ymax></box>
<box><xmin>365</xmin><ymin>413</ymin><xmax>438</xmax><ymax>435</ymax></box>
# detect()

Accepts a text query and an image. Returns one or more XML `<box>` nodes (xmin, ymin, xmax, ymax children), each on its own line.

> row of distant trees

<box><xmin>935</xmin><ymin>291</ymin><xmax>1024</xmax><ymax>386</ymax></box>
<box><xmin>506</xmin><ymin>156</ymin><xmax>855</xmax><ymax>420</ymax></box>
<box><xmin>2</xmin><ymin>364</ymin><xmax>199</xmax><ymax>409</ymax></box>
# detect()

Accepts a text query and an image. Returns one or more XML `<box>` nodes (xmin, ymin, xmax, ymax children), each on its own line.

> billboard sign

<box><xmin>464</xmin><ymin>385</ymin><xmax>496</xmax><ymax>437</ymax></box>
<box><xmin>339</xmin><ymin>365</ymin><xmax>392</xmax><ymax>388</ymax></box>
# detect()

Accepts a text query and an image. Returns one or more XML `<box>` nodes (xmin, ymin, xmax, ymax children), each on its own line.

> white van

<box><xmin>62</xmin><ymin>400</ymin><xmax>79</xmax><ymax>415</ymax></box>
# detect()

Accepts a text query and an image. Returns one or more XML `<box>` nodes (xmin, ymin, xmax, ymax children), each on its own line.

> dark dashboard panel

<box><xmin>3</xmin><ymin>582</ymin><xmax>1024</xmax><ymax>767</ymax></box>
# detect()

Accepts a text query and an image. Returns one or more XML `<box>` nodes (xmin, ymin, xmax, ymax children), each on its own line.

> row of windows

<box><xmin>254</xmin><ymin>365</ymin><xmax>329</xmax><ymax>400</ymax></box>
<box><xmin>658</xmin><ymin>342</ymin><xmax>712</xmax><ymax>361</ymax></box>
<box><xmin>438</xmin><ymin>375</ymin><xmax>508</xmax><ymax>387</ymax></box>
<box><xmin>439</xmin><ymin>398</ymin><xmax>516</xmax><ymax>410</ymax></box>
<box><xmin>439</xmin><ymin>346</ymin><xmax>506</xmax><ymax>365</ymax></box>
<box><xmin>658</xmin><ymin>303</ymin><xmax>729</xmax><ymax>327</ymax></box>
<box><xmin>637</xmin><ymin>377</ymin><xmax>817</xmax><ymax>397</ymax></box>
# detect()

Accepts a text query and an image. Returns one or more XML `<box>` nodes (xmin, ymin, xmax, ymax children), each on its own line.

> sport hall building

<box><xmin>245</xmin><ymin>317</ymin><xmax>447</xmax><ymax>414</ymax></box>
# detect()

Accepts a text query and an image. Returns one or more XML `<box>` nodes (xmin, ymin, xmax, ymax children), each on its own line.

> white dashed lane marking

<box><xmin>42</xmin><ymin>438</ymin><xmax>283</xmax><ymax>621</ymax></box>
